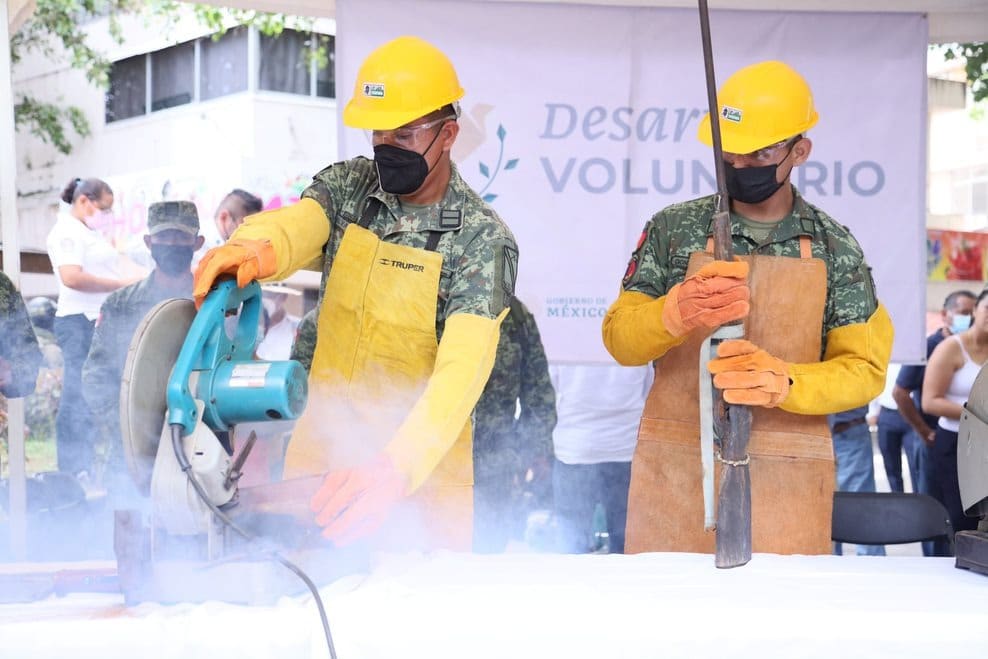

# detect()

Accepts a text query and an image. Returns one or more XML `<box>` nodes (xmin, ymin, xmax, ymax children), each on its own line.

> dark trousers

<box><xmin>53</xmin><ymin>314</ymin><xmax>96</xmax><ymax>475</ymax></box>
<box><xmin>473</xmin><ymin>459</ymin><xmax>515</xmax><ymax>554</ymax></box>
<box><xmin>877</xmin><ymin>406</ymin><xmax>922</xmax><ymax>492</ymax></box>
<box><xmin>931</xmin><ymin>426</ymin><xmax>979</xmax><ymax>555</ymax></box>
<box><xmin>552</xmin><ymin>458</ymin><xmax>631</xmax><ymax>554</ymax></box>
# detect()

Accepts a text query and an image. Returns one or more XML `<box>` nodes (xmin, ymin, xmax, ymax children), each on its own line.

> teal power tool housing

<box><xmin>151</xmin><ymin>278</ymin><xmax>308</xmax><ymax>537</ymax></box>
<box><xmin>117</xmin><ymin>279</ymin><xmax>360</xmax><ymax>606</ymax></box>
<box><xmin>167</xmin><ymin>279</ymin><xmax>307</xmax><ymax>437</ymax></box>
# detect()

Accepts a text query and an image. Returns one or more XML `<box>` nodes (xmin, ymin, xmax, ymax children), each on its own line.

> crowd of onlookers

<box><xmin>843</xmin><ymin>289</ymin><xmax>985</xmax><ymax>556</ymax></box>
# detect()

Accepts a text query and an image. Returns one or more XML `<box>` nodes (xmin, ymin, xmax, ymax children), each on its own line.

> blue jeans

<box><xmin>832</xmin><ymin>422</ymin><xmax>886</xmax><ymax>556</ymax></box>
<box><xmin>915</xmin><ymin>432</ymin><xmax>935</xmax><ymax>496</ymax></box>
<box><xmin>53</xmin><ymin>314</ymin><xmax>96</xmax><ymax>475</ymax></box>
<box><xmin>877</xmin><ymin>406</ymin><xmax>921</xmax><ymax>493</ymax></box>
<box><xmin>552</xmin><ymin>459</ymin><xmax>631</xmax><ymax>554</ymax></box>
<box><xmin>912</xmin><ymin>431</ymin><xmax>939</xmax><ymax>556</ymax></box>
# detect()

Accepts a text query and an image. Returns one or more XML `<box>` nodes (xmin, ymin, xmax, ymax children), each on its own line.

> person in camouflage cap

<box><xmin>602</xmin><ymin>61</ymin><xmax>893</xmax><ymax>554</ymax></box>
<box><xmin>472</xmin><ymin>296</ymin><xmax>556</xmax><ymax>552</ymax></box>
<box><xmin>193</xmin><ymin>37</ymin><xmax>518</xmax><ymax>551</ymax></box>
<box><xmin>0</xmin><ymin>272</ymin><xmax>43</xmax><ymax>400</ymax></box>
<box><xmin>83</xmin><ymin>201</ymin><xmax>203</xmax><ymax>500</ymax></box>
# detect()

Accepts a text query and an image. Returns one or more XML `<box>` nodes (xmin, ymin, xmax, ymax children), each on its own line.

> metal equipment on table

<box><xmin>116</xmin><ymin>279</ymin><xmax>354</xmax><ymax>605</ymax></box>
<box><xmin>955</xmin><ymin>365</ymin><xmax>988</xmax><ymax>576</ymax></box>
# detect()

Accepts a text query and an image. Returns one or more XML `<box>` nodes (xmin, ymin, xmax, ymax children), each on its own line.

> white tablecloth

<box><xmin>2</xmin><ymin>552</ymin><xmax>986</xmax><ymax>658</ymax></box>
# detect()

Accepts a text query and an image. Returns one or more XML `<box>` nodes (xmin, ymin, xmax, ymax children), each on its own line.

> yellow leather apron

<box><xmin>625</xmin><ymin>237</ymin><xmax>834</xmax><ymax>555</ymax></box>
<box><xmin>283</xmin><ymin>222</ymin><xmax>473</xmax><ymax>551</ymax></box>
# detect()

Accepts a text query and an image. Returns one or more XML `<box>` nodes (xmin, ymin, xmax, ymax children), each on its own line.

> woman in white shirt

<box><xmin>922</xmin><ymin>288</ymin><xmax>988</xmax><ymax>543</ymax></box>
<box><xmin>46</xmin><ymin>177</ymin><xmax>135</xmax><ymax>478</ymax></box>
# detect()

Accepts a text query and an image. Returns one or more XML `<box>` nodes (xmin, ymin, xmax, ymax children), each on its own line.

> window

<box><xmin>315</xmin><ymin>35</ymin><xmax>336</xmax><ymax>99</ymax></box>
<box><xmin>950</xmin><ymin>166</ymin><xmax>988</xmax><ymax>215</ymax></box>
<box><xmin>259</xmin><ymin>29</ymin><xmax>310</xmax><ymax>95</ymax></box>
<box><xmin>259</xmin><ymin>29</ymin><xmax>335</xmax><ymax>99</ymax></box>
<box><xmin>105</xmin><ymin>55</ymin><xmax>146</xmax><ymax>123</ymax></box>
<box><xmin>151</xmin><ymin>42</ymin><xmax>194</xmax><ymax>111</ymax></box>
<box><xmin>105</xmin><ymin>26</ymin><xmax>334</xmax><ymax>124</ymax></box>
<box><xmin>200</xmin><ymin>27</ymin><xmax>248</xmax><ymax>101</ymax></box>
<box><xmin>974</xmin><ymin>180</ymin><xmax>988</xmax><ymax>215</ymax></box>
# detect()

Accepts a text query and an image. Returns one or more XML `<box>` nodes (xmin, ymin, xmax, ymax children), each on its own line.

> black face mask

<box><xmin>151</xmin><ymin>244</ymin><xmax>195</xmax><ymax>276</ymax></box>
<box><xmin>723</xmin><ymin>144</ymin><xmax>796</xmax><ymax>204</ymax></box>
<box><xmin>373</xmin><ymin>126</ymin><xmax>444</xmax><ymax>195</ymax></box>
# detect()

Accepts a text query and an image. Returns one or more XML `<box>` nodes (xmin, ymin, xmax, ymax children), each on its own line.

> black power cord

<box><xmin>171</xmin><ymin>424</ymin><xmax>338</xmax><ymax>658</ymax></box>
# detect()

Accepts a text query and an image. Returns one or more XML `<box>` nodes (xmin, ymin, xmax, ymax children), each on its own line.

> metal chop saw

<box><xmin>954</xmin><ymin>364</ymin><xmax>988</xmax><ymax>576</ymax></box>
<box><xmin>116</xmin><ymin>279</ymin><xmax>342</xmax><ymax>604</ymax></box>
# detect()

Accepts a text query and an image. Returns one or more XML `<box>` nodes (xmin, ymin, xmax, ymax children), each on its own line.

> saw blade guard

<box><xmin>166</xmin><ymin>278</ymin><xmax>308</xmax><ymax>436</ymax></box>
<box><xmin>959</xmin><ymin>363</ymin><xmax>988</xmax><ymax>518</ymax></box>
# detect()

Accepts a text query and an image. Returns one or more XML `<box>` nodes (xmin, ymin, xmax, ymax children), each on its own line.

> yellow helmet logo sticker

<box><xmin>363</xmin><ymin>82</ymin><xmax>385</xmax><ymax>98</ymax></box>
<box><xmin>721</xmin><ymin>105</ymin><xmax>742</xmax><ymax>123</ymax></box>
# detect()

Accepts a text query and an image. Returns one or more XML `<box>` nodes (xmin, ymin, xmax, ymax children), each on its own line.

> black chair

<box><xmin>831</xmin><ymin>491</ymin><xmax>955</xmax><ymax>553</ymax></box>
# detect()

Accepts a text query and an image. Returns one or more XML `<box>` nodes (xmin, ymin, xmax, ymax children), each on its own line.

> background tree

<box><xmin>10</xmin><ymin>0</ymin><xmax>323</xmax><ymax>154</ymax></box>
<box><xmin>940</xmin><ymin>43</ymin><xmax>987</xmax><ymax>103</ymax></box>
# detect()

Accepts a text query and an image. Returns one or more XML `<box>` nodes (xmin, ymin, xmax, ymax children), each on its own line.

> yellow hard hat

<box><xmin>343</xmin><ymin>36</ymin><xmax>465</xmax><ymax>130</ymax></box>
<box><xmin>697</xmin><ymin>60</ymin><xmax>819</xmax><ymax>155</ymax></box>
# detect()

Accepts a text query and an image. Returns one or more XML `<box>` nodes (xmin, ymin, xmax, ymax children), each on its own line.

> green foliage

<box><xmin>14</xmin><ymin>96</ymin><xmax>91</xmax><ymax>155</ymax></box>
<box><xmin>11</xmin><ymin>1</ymin><xmax>324</xmax><ymax>155</ymax></box>
<box><xmin>941</xmin><ymin>42</ymin><xmax>988</xmax><ymax>103</ymax></box>
<box><xmin>11</xmin><ymin>0</ymin><xmax>141</xmax><ymax>154</ymax></box>
<box><xmin>147</xmin><ymin>1</ymin><xmax>297</xmax><ymax>39</ymax></box>
<box><xmin>0</xmin><ymin>364</ymin><xmax>62</xmax><ymax>476</ymax></box>
<box><xmin>11</xmin><ymin>0</ymin><xmax>138</xmax><ymax>87</ymax></box>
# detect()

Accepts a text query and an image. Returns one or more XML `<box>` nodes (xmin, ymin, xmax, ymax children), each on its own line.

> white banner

<box><xmin>336</xmin><ymin>0</ymin><xmax>927</xmax><ymax>363</ymax></box>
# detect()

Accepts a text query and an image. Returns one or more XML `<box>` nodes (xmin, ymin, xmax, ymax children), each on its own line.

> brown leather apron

<box><xmin>625</xmin><ymin>238</ymin><xmax>834</xmax><ymax>555</ymax></box>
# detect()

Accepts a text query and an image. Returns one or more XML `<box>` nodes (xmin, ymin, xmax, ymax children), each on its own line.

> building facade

<box><xmin>12</xmin><ymin>10</ymin><xmax>338</xmax><ymax>296</ymax></box>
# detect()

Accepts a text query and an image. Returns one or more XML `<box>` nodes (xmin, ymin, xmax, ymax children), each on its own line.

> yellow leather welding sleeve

<box><xmin>780</xmin><ymin>303</ymin><xmax>894</xmax><ymax>415</ymax></box>
<box><xmin>229</xmin><ymin>198</ymin><xmax>330</xmax><ymax>281</ymax></box>
<box><xmin>602</xmin><ymin>290</ymin><xmax>688</xmax><ymax>366</ymax></box>
<box><xmin>384</xmin><ymin>310</ymin><xmax>507</xmax><ymax>493</ymax></box>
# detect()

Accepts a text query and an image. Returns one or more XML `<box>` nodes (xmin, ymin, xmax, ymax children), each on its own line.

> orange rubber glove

<box><xmin>661</xmin><ymin>260</ymin><xmax>750</xmax><ymax>337</ymax></box>
<box><xmin>310</xmin><ymin>453</ymin><xmax>409</xmax><ymax>546</ymax></box>
<box><xmin>192</xmin><ymin>239</ymin><xmax>278</xmax><ymax>308</ymax></box>
<box><xmin>707</xmin><ymin>339</ymin><xmax>791</xmax><ymax>408</ymax></box>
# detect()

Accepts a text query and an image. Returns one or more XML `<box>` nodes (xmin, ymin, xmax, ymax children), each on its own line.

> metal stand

<box><xmin>113</xmin><ymin>509</ymin><xmax>367</xmax><ymax>605</ymax></box>
<box><xmin>955</xmin><ymin>529</ymin><xmax>988</xmax><ymax>577</ymax></box>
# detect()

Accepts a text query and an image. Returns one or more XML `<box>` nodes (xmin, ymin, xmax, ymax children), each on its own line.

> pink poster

<box><xmin>927</xmin><ymin>229</ymin><xmax>988</xmax><ymax>282</ymax></box>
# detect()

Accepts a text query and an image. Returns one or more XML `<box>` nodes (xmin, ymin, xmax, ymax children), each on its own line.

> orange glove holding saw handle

<box><xmin>192</xmin><ymin>239</ymin><xmax>278</xmax><ymax>308</ymax></box>
<box><xmin>707</xmin><ymin>339</ymin><xmax>791</xmax><ymax>408</ymax></box>
<box><xmin>309</xmin><ymin>453</ymin><xmax>409</xmax><ymax>546</ymax></box>
<box><xmin>662</xmin><ymin>260</ymin><xmax>750</xmax><ymax>337</ymax></box>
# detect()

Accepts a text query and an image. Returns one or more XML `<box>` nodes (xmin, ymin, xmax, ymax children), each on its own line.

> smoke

<box><xmin>284</xmin><ymin>365</ymin><xmax>443</xmax><ymax>553</ymax></box>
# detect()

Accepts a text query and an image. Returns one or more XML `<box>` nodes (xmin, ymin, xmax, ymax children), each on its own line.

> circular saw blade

<box><xmin>119</xmin><ymin>298</ymin><xmax>196</xmax><ymax>495</ymax></box>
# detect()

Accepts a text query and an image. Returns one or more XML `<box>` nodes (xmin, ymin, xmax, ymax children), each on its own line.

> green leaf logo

<box><xmin>477</xmin><ymin>122</ymin><xmax>519</xmax><ymax>206</ymax></box>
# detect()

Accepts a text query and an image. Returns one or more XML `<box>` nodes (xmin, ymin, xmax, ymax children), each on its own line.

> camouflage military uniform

<box><xmin>622</xmin><ymin>187</ymin><xmax>878</xmax><ymax>345</ymax></box>
<box><xmin>301</xmin><ymin>158</ymin><xmax>518</xmax><ymax>328</ymax></box>
<box><xmin>83</xmin><ymin>275</ymin><xmax>193</xmax><ymax>480</ymax></box>
<box><xmin>0</xmin><ymin>271</ymin><xmax>43</xmax><ymax>399</ymax></box>
<box><xmin>290</xmin><ymin>308</ymin><xmax>318</xmax><ymax>372</ymax></box>
<box><xmin>472</xmin><ymin>297</ymin><xmax>557</xmax><ymax>552</ymax></box>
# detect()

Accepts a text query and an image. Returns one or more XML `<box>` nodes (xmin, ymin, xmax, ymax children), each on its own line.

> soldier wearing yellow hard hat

<box><xmin>602</xmin><ymin>60</ymin><xmax>893</xmax><ymax>554</ymax></box>
<box><xmin>194</xmin><ymin>36</ymin><xmax>518</xmax><ymax>550</ymax></box>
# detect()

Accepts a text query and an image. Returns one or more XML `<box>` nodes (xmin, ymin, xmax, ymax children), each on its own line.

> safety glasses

<box><xmin>724</xmin><ymin>135</ymin><xmax>801</xmax><ymax>164</ymax></box>
<box><xmin>370</xmin><ymin>115</ymin><xmax>456</xmax><ymax>149</ymax></box>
